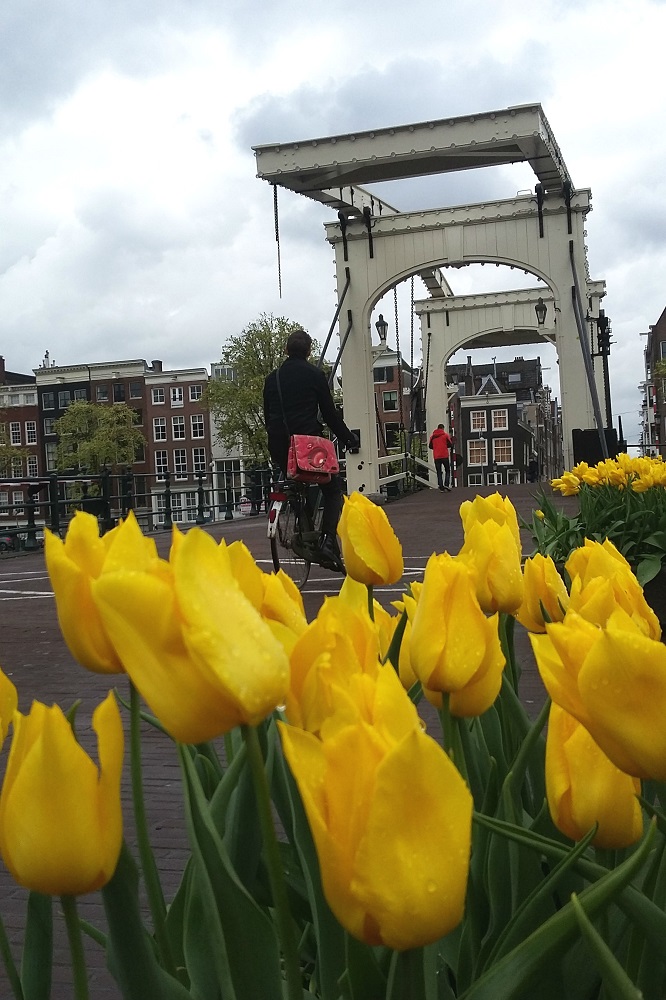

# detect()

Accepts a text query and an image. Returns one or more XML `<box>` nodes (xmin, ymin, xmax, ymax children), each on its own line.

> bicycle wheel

<box><xmin>270</xmin><ymin>495</ymin><xmax>313</xmax><ymax>589</ymax></box>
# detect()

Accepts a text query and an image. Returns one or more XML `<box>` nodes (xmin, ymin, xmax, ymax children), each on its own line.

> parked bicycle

<box><xmin>267</xmin><ymin>480</ymin><xmax>344</xmax><ymax>589</ymax></box>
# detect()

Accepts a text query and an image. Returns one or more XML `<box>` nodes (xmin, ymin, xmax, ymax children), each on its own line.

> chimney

<box><xmin>151</xmin><ymin>360</ymin><xmax>163</xmax><ymax>372</ymax></box>
<box><xmin>0</xmin><ymin>356</ymin><xmax>5</xmax><ymax>383</ymax></box>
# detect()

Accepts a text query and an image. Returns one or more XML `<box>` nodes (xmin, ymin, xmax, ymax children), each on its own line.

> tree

<box><xmin>204</xmin><ymin>313</ymin><xmax>319</xmax><ymax>463</ymax></box>
<box><xmin>54</xmin><ymin>401</ymin><xmax>146</xmax><ymax>473</ymax></box>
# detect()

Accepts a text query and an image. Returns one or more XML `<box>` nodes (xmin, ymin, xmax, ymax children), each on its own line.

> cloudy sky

<box><xmin>2</xmin><ymin>0</ymin><xmax>665</xmax><ymax>450</ymax></box>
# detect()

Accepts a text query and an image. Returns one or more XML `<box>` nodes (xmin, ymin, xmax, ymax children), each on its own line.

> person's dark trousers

<box><xmin>434</xmin><ymin>457</ymin><xmax>451</xmax><ymax>489</ymax></box>
<box><xmin>443</xmin><ymin>457</ymin><xmax>451</xmax><ymax>488</ymax></box>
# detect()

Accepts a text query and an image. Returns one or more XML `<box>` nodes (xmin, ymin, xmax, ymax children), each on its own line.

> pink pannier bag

<box><xmin>287</xmin><ymin>434</ymin><xmax>339</xmax><ymax>484</ymax></box>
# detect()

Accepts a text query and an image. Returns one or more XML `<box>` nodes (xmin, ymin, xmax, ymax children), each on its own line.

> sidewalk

<box><xmin>0</xmin><ymin>483</ymin><xmax>573</xmax><ymax>999</ymax></box>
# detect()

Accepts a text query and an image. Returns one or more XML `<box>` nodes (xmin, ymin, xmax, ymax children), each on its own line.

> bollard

<box><xmin>196</xmin><ymin>473</ymin><xmax>206</xmax><ymax>525</ymax></box>
<box><xmin>24</xmin><ymin>486</ymin><xmax>39</xmax><ymax>551</ymax></box>
<box><xmin>224</xmin><ymin>472</ymin><xmax>234</xmax><ymax>521</ymax></box>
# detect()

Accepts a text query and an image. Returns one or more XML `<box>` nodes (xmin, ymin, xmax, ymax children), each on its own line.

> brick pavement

<box><xmin>0</xmin><ymin>483</ymin><xmax>574</xmax><ymax>999</ymax></box>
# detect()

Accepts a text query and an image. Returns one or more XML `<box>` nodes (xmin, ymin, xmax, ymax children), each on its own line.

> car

<box><xmin>0</xmin><ymin>533</ymin><xmax>21</xmax><ymax>553</ymax></box>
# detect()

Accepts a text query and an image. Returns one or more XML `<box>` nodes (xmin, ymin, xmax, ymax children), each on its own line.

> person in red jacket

<box><xmin>429</xmin><ymin>423</ymin><xmax>454</xmax><ymax>491</ymax></box>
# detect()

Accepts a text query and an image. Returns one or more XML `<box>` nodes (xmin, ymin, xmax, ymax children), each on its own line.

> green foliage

<box><xmin>529</xmin><ymin>487</ymin><xmax>666</xmax><ymax>584</ymax></box>
<box><xmin>203</xmin><ymin>313</ymin><xmax>318</xmax><ymax>464</ymax></box>
<box><xmin>54</xmin><ymin>401</ymin><xmax>145</xmax><ymax>473</ymax></box>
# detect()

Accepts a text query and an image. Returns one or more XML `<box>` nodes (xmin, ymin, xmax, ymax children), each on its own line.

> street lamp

<box><xmin>535</xmin><ymin>297</ymin><xmax>547</xmax><ymax>327</ymax></box>
<box><xmin>375</xmin><ymin>313</ymin><xmax>388</xmax><ymax>344</ymax></box>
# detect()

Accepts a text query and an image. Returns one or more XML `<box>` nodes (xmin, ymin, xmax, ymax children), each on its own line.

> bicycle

<box><xmin>267</xmin><ymin>479</ymin><xmax>343</xmax><ymax>589</ymax></box>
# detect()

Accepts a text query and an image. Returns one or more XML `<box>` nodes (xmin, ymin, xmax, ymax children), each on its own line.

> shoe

<box><xmin>444</xmin><ymin>485</ymin><xmax>452</xmax><ymax>491</ymax></box>
<box><xmin>317</xmin><ymin>535</ymin><xmax>345</xmax><ymax>573</ymax></box>
<box><xmin>438</xmin><ymin>486</ymin><xmax>445</xmax><ymax>492</ymax></box>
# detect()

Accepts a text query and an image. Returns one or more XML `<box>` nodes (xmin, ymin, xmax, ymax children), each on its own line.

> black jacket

<box><xmin>263</xmin><ymin>357</ymin><xmax>355</xmax><ymax>447</ymax></box>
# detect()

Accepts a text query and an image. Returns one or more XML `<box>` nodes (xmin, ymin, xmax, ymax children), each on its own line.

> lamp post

<box><xmin>375</xmin><ymin>313</ymin><xmax>388</xmax><ymax>345</ymax></box>
<box><xmin>535</xmin><ymin>297</ymin><xmax>547</xmax><ymax>327</ymax></box>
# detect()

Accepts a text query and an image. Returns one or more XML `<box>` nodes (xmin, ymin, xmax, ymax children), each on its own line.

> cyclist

<box><xmin>263</xmin><ymin>330</ymin><xmax>359</xmax><ymax>572</ymax></box>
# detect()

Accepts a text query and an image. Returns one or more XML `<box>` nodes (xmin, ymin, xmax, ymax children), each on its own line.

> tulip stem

<box><xmin>60</xmin><ymin>896</ymin><xmax>88</xmax><ymax>1000</ymax></box>
<box><xmin>242</xmin><ymin>724</ymin><xmax>302</xmax><ymax>1000</ymax></box>
<box><xmin>129</xmin><ymin>681</ymin><xmax>177</xmax><ymax>979</ymax></box>
<box><xmin>367</xmin><ymin>584</ymin><xmax>375</xmax><ymax>621</ymax></box>
<box><xmin>499</xmin><ymin>613</ymin><xmax>519</xmax><ymax>690</ymax></box>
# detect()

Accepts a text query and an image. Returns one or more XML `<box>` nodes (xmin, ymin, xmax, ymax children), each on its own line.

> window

<box><xmin>130</xmin><ymin>382</ymin><xmax>143</xmax><ymax>399</ymax></box>
<box><xmin>42</xmin><ymin>392</ymin><xmax>55</xmax><ymax>410</ymax></box>
<box><xmin>27</xmin><ymin>455</ymin><xmax>38</xmax><ymax>477</ymax></box>
<box><xmin>155</xmin><ymin>450</ymin><xmax>168</xmax><ymax>480</ymax></box>
<box><xmin>470</xmin><ymin>410</ymin><xmax>487</xmax><ymax>432</ymax></box>
<box><xmin>172</xmin><ymin>415</ymin><xmax>186</xmax><ymax>440</ymax></box>
<box><xmin>468</xmin><ymin>438</ymin><xmax>488</xmax><ymax>466</ymax></box>
<box><xmin>45</xmin><ymin>442</ymin><xmax>57</xmax><ymax>471</ymax></box>
<box><xmin>171</xmin><ymin>386</ymin><xmax>184</xmax><ymax>406</ymax></box>
<box><xmin>467</xmin><ymin>473</ymin><xmax>483</xmax><ymax>487</ymax></box>
<box><xmin>185</xmin><ymin>491</ymin><xmax>197</xmax><ymax>522</ymax></box>
<box><xmin>96</xmin><ymin>385</ymin><xmax>109</xmax><ymax>402</ymax></box>
<box><xmin>10</xmin><ymin>422</ymin><xmax>21</xmax><ymax>445</ymax></box>
<box><xmin>507</xmin><ymin>470</ymin><xmax>521</xmax><ymax>485</ymax></box>
<box><xmin>25</xmin><ymin>421</ymin><xmax>37</xmax><ymax>444</ymax></box>
<box><xmin>191</xmin><ymin>414</ymin><xmax>205</xmax><ymax>438</ymax></box>
<box><xmin>153</xmin><ymin>417</ymin><xmax>167</xmax><ymax>441</ymax></box>
<box><xmin>58</xmin><ymin>390</ymin><xmax>72</xmax><ymax>409</ymax></box>
<box><xmin>152</xmin><ymin>387</ymin><xmax>165</xmax><ymax>404</ymax></box>
<box><xmin>508</xmin><ymin>373</ymin><xmax>521</xmax><ymax>383</ymax></box>
<box><xmin>11</xmin><ymin>457</ymin><xmax>22</xmax><ymax>478</ymax></box>
<box><xmin>170</xmin><ymin>493</ymin><xmax>183</xmax><ymax>522</ymax></box>
<box><xmin>9</xmin><ymin>394</ymin><xmax>19</xmax><ymax>406</ymax></box>
<box><xmin>189</xmin><ymin>385</ymin><xmax>203</xmax><ymax>401</ymax></box>
<box><xmin>661</xmin><ymin>342</ymin><xmax>666</xmax><ymax>360</ymax></box>
<box><xmin>23</xmin><ymin>393</ymin><xmax>36</xmax><ymax>405</ymax></box>
<box><xmin>132</xmin><ymin>408</ymin><xmax>143</xmax><ymax>426</ymax></box>
<box><xmin>155</xmin><ymin>494</ymin><xmax>166</xmax><ymax>526</ymax></box>
<box><xmin>487</xmin><ymin>472</ymin><xmax>503</xmax><ymax>486</ymax></box>
<box><xmin>374</xmin><ymin>366</ymin><xmax>394</xmax><ymax>384</ymax></box>
<box><xmin>12</xmin><ymin>491</ymin><xmax>24</xmax><ymax>514</ymax></box>
<box><xmin>0</xmin><ymin>491</ymin><xmax>8</xmax><ymax>513</ymax></box>
<box><xmin>74</xmin><ymin>388</ymin><xmax>88</xmax><ymax>402</ymax></box>
<box><xmin>212</xmin><ymin>365</ymin><xmax>235</xmax><ymax>382</ymax></box>
<box><xmin>493</xmin><ymin>438</ymin><xmax>513</xmax><ymax>464</ymax></box>
<box><xmin>174</xmin><ymin>448</ymin><xmax>187</xmax><ymax>478</ymax></box>
<box><xmin>113</xmin><ymin>383</ymin><xmax>126</xmax><ymax>403</ymax></box>
<box><xmin>43</xmin><ymin>417</ymin><xmax>56</xmax><ymax>435</ymax></box>
<box><xmin>492</xmin><ymin>408</ymin><xmax>508</xmax><ymax>431</ymax></box>
<box><xmin>382</xmin><ymin>390</ymin><xmax>398</xmax><ymax>412</ymax></box>
<box><xmin>192</xmin><ymin>447</ymin><xmax>206</xmax><ymax>474</ymax></box>
<box><xmin>384</xmin><ymin>422</ymin><xmax>401</xmax><ymax>449</ymax></box>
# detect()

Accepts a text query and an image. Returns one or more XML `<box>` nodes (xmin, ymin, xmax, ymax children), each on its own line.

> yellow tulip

<box><xmin>457</xmin><ymin>496</ymin><xmax>523</xmax><ymax>614</ymax></box>
<box><xmin>565</xmin><ymin>539</ymin><xmax>660</xmax><ymax>639</ymax></box>
<box><xmin>44</xmin><ymin>511</ymin><xmax>154</xmax><ymax>673</ymax></box>
<box><xmin>0</xmin><ymin>692</ymin><xmax>123</xmax><ymax>896</ymax></box>
<box><xmin>530</xmin><ymin>612</ymin><xmax>602</xmax><ymax>730</ymax></box>
<box><xmin>286</xmin><ymin>599</ymin><xmax>382</xmax><ymax>734</ymax></box>
<box><xmin>93</xmin><ymin>527</ymin><xmax>289</xmax><ymax>743</ymax></box>
<box><xmin>546</xmin><ymin>704</ymin><xmax>642</xmax><ymax>849</ymax></box>
<box><xmin>338</xmin><ymin>493</ymin><xmax>403</xmax><ymax>586</ymax></box>
<box><xmin>0</xmin><ymin>667</ymin><xmax>17</xmax><ymax>744</ymax></box>
<box><xmin>577</xmin><ymin>617</ymin><xmax>666</xmax><ymax>780</ymax></box>
<box><xmin>516</xmin><ymin>554</ymin><xmax>569</xmax><ymax>633</ymax></box>
<box><xmin>279</xmin><ymin>668</ymin><xmax>472</xmax><ymax>949</ymax></box>
<box><xmin>410</xmin><ymin>554</ymin><xmax>505</xmax><ymax>716</ymax></box>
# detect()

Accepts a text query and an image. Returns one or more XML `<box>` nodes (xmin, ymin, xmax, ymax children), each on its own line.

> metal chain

<box><xmin>273</xmin><ymin>184</ymin><xmax>282</xmax><ymax>298</ymax></box>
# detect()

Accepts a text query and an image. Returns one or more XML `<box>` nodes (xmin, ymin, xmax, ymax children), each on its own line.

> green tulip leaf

<box><xmin>21</xmin><ymin>892</ymin><xmax>52</xmax><ymax>1000</ymax></box>
<box><xmin>179</xmin><ymin>746</ymin><xmax>283</xmax><ymax>1000</ymax></box>
<box><xmin>460</xmin><ymin>821</ymin><xmax>655</xmax><ymax>1000</ymax></box>
<box><xmin>102</xmin><ymin>841</ymin><xmax>191</xmax><ymax>1000</ymax></box>
<box><xmin>571</xmin><ymin>894</ymin><xmax>642</xmax><ymax>999</ymax></box>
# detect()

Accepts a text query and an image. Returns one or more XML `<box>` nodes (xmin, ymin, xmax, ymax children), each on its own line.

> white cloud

<box><xmin>1</xmin><ymin>0</ymin><xmax>664</xmax><ymax>452</ymax></box>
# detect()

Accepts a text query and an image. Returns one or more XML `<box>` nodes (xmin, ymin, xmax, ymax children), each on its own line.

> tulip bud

<box><xmin>338</xmin><ymin>493</ymin><xmax>403</xmax><ymax>586</ymax></box>
<box><xmin>546</xmin><ymin>704</ymin><xmax>642</xmax><ymax>849</ymax></box>
<box><xmin>0</xmin><ymin>693</ymin><xmax>123</xmax><ymax>896</ymax></box>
